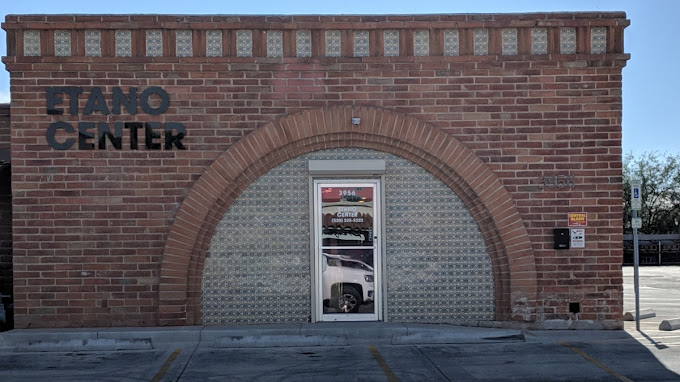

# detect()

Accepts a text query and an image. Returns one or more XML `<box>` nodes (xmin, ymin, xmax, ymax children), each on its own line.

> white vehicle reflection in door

<box><xmin>322</xmin><ymin>253</ymin><xmax>374</xmax><ymax>313</ymax></box>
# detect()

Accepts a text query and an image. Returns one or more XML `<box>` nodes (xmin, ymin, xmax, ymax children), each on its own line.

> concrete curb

<box><xmin>623</xmin><ymin>309</ymin><xmax>656</xmax><ymax>321</ymax></box>
<box><xmin>659</xmin><ymin>319</ymin><xmax>680</xmax><ymax>331</ymax></box>
<box><xmin>0</xmin><ymin>323</ymin><xmax>524</xmax><ymax>352</ymax></box>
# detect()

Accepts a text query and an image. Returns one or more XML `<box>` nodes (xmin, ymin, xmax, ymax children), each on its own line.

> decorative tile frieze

<box><xmin>413</xmin><ymin>30</ymin><xmax>429</xmax><ymax>56</ymax></box>
<box><xmin>23</xmin><ymin>30</ymin><xmax>40</xmax><ymax>57</ymax></box>
<box><xmin>267</xmin><ymin>30</ymin><xmax>283</xmax><ymax>58</ymax></box>
<box><xmin>115</xmin><ymin>30</ymin><xmax>132</xmax><ymax>57</ymax></box>
<box><xmin>176</xmin><ymin>30</ymin><xmax>193</xmax><ymax>57</ymax></box>
<box><xmin>473</xmin><ymin>28</ymin><xmax>488</xmax><ymax>56</ymax></box>
<box><xmin>531</xmin><ymin>28</ymin><xmax>548</xmax><ymax>55</ymax></box>
<box><xmin>206</xmin><ymin>30</ymin><xmax>222</xmax><ymax>57</ymax></box>
<box><xmin>353</xmin><ymin>30</ymin><xmax>370</xmax><ymax>57</ymax></box>
<box><xmin>383</xmin><ymin>30</ymin><xmax>399</xmax><ymax>56</ymax></box>
<box><xmin>591</xmin><ymin>27</ymin><xmax>607</xmax><ymax>54</ymax></box>
<box><xmin>146</xmin><ymin>29</ymin><xmax>163</xmax><ymax>57</ymax></box>
<box><xmin>236</xmin><ymin>30</ymin><xmax>253</xmax><ymax>57</ymax></box>
<box><xmin>443</xmin><ymin>29</ymin><xmax>459</xmax><ymax>56</ymax></box>
<box><xmin>325</xmin><ymin>30</ymin><xmax>341</xmax><ymax>57</ymax></box>
<box><xmin>85</xmin><ymin>30</ymin><xmax>101</xmax><ymax>57</ymax></box>
<box><xmin>296</xmin><ymin>29</ymin><xmax>312</xmax><ymax>58</ymax></box>
<box><xmin>560</xmin><ymin>27</ymin><xmax>576</xmax><ymax>54</ymax></box>
<box><xmin>54</xmin><ymin>30</ymin><xmax>71</xmax><ymax>57</ymax></box>
<box><xmin>501</xmin><ymin>28</ymin><xmax>517</xmax><ymax>55</ymax></box>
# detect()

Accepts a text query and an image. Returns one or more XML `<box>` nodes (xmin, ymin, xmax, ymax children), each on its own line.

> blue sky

<box><xmin>0</xmin><ymin>0</ymin><xmax>677</xmax><ymax>156</ymax></box>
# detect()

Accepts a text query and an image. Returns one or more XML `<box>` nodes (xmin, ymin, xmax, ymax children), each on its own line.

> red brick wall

<box><xmin>0</xmin><ymin>104</ymin><xmax>11</xmax><ymax>329</ymax></box>
<box><xmin>0</xmin><ymin>104</ymin><xmax>9</xmax><ymax>153</ymax></box>
<box><xmin>2</xmin><ymin>13</ymin><xmax>629</xmax><ymax>328</ymax></box>
<box><xmin>0</xmin><ymin>162</ymin><xmax>10</xmax><ymax>328</ymax></box>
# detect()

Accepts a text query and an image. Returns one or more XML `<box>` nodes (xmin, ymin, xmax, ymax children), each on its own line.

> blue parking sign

<box><xmin>631</xmin><ymin>179</ymin><xmax>642</xmax><ymax>210</ymax></box>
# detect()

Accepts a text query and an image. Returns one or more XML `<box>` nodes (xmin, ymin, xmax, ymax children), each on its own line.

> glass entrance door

<box><xmin>313</xmin><ymin>180</ymin><xmax>381</xmax><ymax>321</ymax></box>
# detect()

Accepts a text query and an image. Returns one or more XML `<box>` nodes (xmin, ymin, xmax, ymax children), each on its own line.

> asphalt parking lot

<box><xmin>622</xmin><ymin>265</ymin><xmax>680</xmax><ymax>377</ymax></box>
<box><xmin>0</xmin><ymin>266</ymin><xmax>677</xmax><ymax>381</ymax></box>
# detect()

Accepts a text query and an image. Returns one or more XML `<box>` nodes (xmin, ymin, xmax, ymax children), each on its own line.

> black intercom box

<box><xmin>554</xmin><ymin>228</ymin><xmax>570</xmax><ymax>249</ymax></box>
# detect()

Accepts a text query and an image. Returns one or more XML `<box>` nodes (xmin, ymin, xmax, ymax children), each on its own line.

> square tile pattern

<box><xmin>532</xmin><ymin>28</ymin><xmax>548</xmax><ymax>55</ymax></box>
<box><xmin>206</xmin><ymin>30</ymin><xmax>222</xmax><ymax>57</ymax></box>
<box><xmin>85</xmin><ymin>30</ymin><xmax>101</xmax><ymax>57</ymax></box>
<box><xmin>296</xmin><ymin>30</ymin><xmax>312</xmax><ymax>58</ymax></box>
<box><xmin>176</xmin><ymin>30</ymin><xmax>193</xmax><ymax>57</ymax></box>
<box><xmin>54</xmin><ymin>30</ymin><xmax>71</xmax><ymax>57</ymax></box>
<box><xmin>354</xmin><ymin>30</ymin><xmax>370</xmax><ymax>57</ymax></box>
<box><xmin>414</xmin><ymin>30</ymin><xmax>430</xmax><ymax>56</ymax></box>
<box><xmin>267</xmin><ymin>30</ymin><xmax>283</xmax><ymax>58</ymax></box>
<box><xmin>23</xmin><ymin>30</ymin><xmax>41</xmax><ymax>57</ymax></box>
<box><xmin>561</xmin><ymin>27</ymin><xmax>577</xmax><ymax>54</ymax></box>
<box><xmin>444</xmin><ymin>29</ymin><xmax>459</xmax><ymax>56</ymax></box>
<box><xmin>237</xmin><ymin>30</ymin><xmax>253</xmax><ymax>57</ymax></box>
<box><xmin>591</xmin><ymin>27</ymin><xmax>607</xmax><ymax>54</ymax></box>
<box><xmin>146</xmin><ymin>30</ymin><xmax>163</xmax><ymax>57</ymax></box>
<box><xmin>383</xmin><ymin>30</ymin><xmax>399</xmax><ymax>57</ymax></box>
<box><xmin>501</xmin><ymin>28</ymin><xmax>517</xmax><ymax>55</ymax></box>
<box><xmin>473</xmin><ymin>28</ymin><xmax>489</xmax><ymax>56</ymax></box>
<box><xmin>115</xmin><ymin>30</ymin><xmax>132</xmax><ymax>57</ymax></box>
<box><xmin>325</xmin><ymin>30</ymin><xmax>341</xmax><ymax>57</ymax></box>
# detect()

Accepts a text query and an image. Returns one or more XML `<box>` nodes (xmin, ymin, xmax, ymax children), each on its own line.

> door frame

<box><xmin>311</xmin><ymin>178</ymin><xmax>384</xmax><ymax>322</ymax></box>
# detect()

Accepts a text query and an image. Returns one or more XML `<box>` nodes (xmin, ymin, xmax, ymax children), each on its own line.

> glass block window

<box><xmin>296</xmin><ymin>29</ymin><xmax>312</xmax><ymax>58</ymax></box>
<box><xmin>236</xmin><ymin>30</ymin><xmax>253</xmax><ymax>57</ymax></box>
<box><xmin>85</xmin><ymin>30</ymin><xmax>101</xmax><ymax>57</ymax></box>
<box><xmin>353</xmin><ymin>30</ymin><xmax>369</xmax><ymax>57</ymax></box>
<box><xmin>176</xmin><ymin>30</ymin><xmax>193</xmax><ymax>57</ymax></box>
<box><xmin>444</xmin><ymin>29</ymin><xmax>459</xmax><ymax>56</ymax></box>
<box><xmin>206</xmin><ymin>30</ymin><xmax>222</xmax><ymax>57</ymax></box>
<box><xmin>24</xmin><ymin>30</ymin><xmax>41</xmax><ymax>57</ymax></box>
<box><xmin>591</xmin><ymin>27</ymin><xmax>607</xmax><ymax>54</ymax></box>
<box><xmin>202</xmin><ymin>148</ymin><xmax>494</xmax><ymax>325</ymax></box>
<box><xmin>146</xmin><ymin>29</ymin><xmax>163</xmax><ymax>57</ymax></box>
<box><xmin>325</xmin><ymin>30</ymin><xmax>341</xmax><ymax>57</ymax></box>
<box><xmin>54</xmin><ymin>30</ymin><xmax>71</xmax><ymax>57</ymax></box>
<box><xmin>414</xmin><ymin>30</ymin><xmax>429</xmax><ymax>56</ymax></box>
<box><xmin>267</xmin><ymin>30</ymin><xmax>283</xmax><ymax>58</ymax></box>
<box><xmin>383</xmin><ymin>30</ymin><xmax>399</xmax><ymax>56</ymax></box>
<box><xmin>473</xmin><ymin>28</ymin><xmax>488</xmax><ymax>56</ymax></box>
<box><xmin>560</xmin><ymin>27</ymin><xmax>576</xmax><ymax>54</ymax></box>
<box><xmin>501</xmin><ymin>28</ymin><xmax>517</xmax><ymax>55</ymax></box>
<box><xmin>531</xmin><ymin>28</ymin><xmax>548</xmax><ymax>55</ymax></box>
<box><xmin>115</xmin><ymin>30</ymin><xmax>132</xmax><ymax>57</ymax></box>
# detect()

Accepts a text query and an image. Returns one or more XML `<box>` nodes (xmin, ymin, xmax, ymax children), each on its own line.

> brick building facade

<box><xmin>0</xmin><ymin>12</ymin><xmax>629</xmax><ymax>329</ymax></box>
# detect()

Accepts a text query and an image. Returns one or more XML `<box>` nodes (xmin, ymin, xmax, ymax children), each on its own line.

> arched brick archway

<box><xmin>157</xmin><ymin>106</ymin><xmax>538</xmax><ymax>325</ymax></box>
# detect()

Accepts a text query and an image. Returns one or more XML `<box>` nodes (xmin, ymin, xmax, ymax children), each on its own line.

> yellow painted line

<box><xmin>369</xmin><ymin>345</ymin><xmax>400</xmax><ymax>382</ymax></box>
<box><xmin>559</xmin><ymin>342</ymin><xmax>634</xmax><ymax>382</ymax></box>
<box><xmin>151</xmin><ymin>348</ymin><xmax>182</xmax><ymax>382</ymax></box>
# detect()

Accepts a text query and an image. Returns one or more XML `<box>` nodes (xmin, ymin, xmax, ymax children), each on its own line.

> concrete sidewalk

<box><xmin>1</xmin><ymin>324</ymin><xmax>678</xmax><ymax>381</ymax></box>
<box><xmin>0</xmin><ymin>322</ymin><xmax>525</xmax><ymax>352</ymax></box>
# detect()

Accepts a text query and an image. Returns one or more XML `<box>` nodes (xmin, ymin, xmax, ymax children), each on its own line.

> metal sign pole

<box><xmin>633</xmin><ymin>209</ymin><xmax>640</xmax><ymax>331</ymax></box>
<box><xmin>631</xmin><ymin>179</ymin><xmax>642</xmax><ymax>331</ymax></box>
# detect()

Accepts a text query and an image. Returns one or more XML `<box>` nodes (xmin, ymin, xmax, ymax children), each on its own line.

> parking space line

<box><xmin>369</xmin><ymin>345</ymin><xmax>400</xmax><ymax>382</ymax></box>
<box><xmin>151</xmin><ymin>348</ymin><xmax>182</xmax><ymax>382</ymax></box>
<box><xmin>559</xmin><ymin>342</ymin><xmax>634</xmax><ymax>382</ymax></box>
